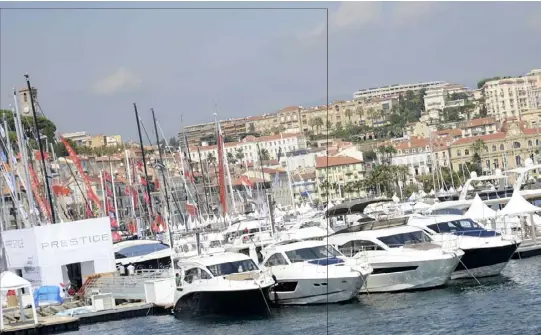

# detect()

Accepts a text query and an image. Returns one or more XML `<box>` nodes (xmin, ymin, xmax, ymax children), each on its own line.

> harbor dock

<box><xmin>1</xmin><ymin>302</ymin><xmax>172</xmax><ymax>334</ymax></box>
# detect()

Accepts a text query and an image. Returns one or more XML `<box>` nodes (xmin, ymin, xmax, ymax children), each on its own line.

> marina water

<box><xmin>70</xmin><ymin>257</ymin><xmax>541</xmax><ymax>335</ymax></box>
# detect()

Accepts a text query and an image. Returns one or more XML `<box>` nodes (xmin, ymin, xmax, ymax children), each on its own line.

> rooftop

<box><xmin>315</xmin><ymin>156</ymin><xmax>362</xmax><ymax>168</ymax></box>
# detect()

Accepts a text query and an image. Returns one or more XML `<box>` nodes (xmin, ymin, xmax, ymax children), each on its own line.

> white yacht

<box><xmin>407</xmin><ymin>214</ymin><xmax>520</xmax><ymax>279</ymax></box>
<box><xmin>327</xmin><ymin>225</ymin><xmax>464</xmax><ymax>293</ymax></box>
<box><xmin>114</xmin><ymin>239</ymin><xmax>172</xmax><ymax>270</ymax></box>
<box><xmin>174</xmin><ymin>252</ymin><xmax>275</xmax><ymax>316</ymax></box>
<box><xmin>260</xmin><ymin>240</ymin><xmax>372</xmax><ymax>304</ymax></box>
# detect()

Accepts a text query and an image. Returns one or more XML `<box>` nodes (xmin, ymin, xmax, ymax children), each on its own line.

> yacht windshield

<box><xmin>206</xmin><ymin>259</ymin><xmax>259</xmax><ymax>276</ymax></box>
<box><xmin>115</xmin><ymin>243</ymin><xmax>169</xmax><ymax>259</ymax></box>
<box><xmin>427</xmin><ymin>219</ymin><xmax>498</xmax><ymax>237</ymax></box>
<box><xmin>285</xmin><ymin>245</ymin><xmax>342</xmax><ymax>263</ymax></box>
<box><xmin>378</xmin><ymin>231</ymin><xmax>431</xmax><ymax>248</ymax></box>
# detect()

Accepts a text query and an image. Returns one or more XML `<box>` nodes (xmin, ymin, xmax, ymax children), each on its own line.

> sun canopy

<box><xmin>325</xmin><ymin>198</ymin><xmax>392</xmax><ymax>217</ymax></box>
<box><xmin>0</xmin><ymin>271</ymin><xmax>31</xmax><ymax>291</ymax></box>
<box><xmin>464</xmin><ymin>194</ymin><xmax>497</xmax><ymax>220</ymax></box>
<box><xmin>497</xmin><ymin>191</ymin><xmax>541</xmax><ymax>217</ymax></box>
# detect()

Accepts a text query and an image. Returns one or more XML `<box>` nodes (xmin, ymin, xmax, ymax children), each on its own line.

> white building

<box><xmin>422</xmin><ymin>84</ymin><xmax>469</xmax><ymax>124</ymax></box>
<box><xmin>354</xmin><ymin>81</ymin><xmax>448</xmax><ymax>100</ymax></box>
<box><xmin>3</xmin><ymin>218</ymin><xmax>116</xmax><ymax>288</ymax></box>
<box><xmin>482</xmin><ymin>69</ymin><xmax>541</xmax><ymax>121</ymax></box>
<box><xmin>62</xmin><ymin>131</ymin><xmax>90</xmax><ymax>146</ymax></box>
<box><xmin>391</xmin><ymin>137</ymin><xmax>433</xmax><ymax>177</ymax></box>
<box><xmin>190</xmin><ymin>133</ymin><xmax>307</xmax><ymax>164</ymax></box>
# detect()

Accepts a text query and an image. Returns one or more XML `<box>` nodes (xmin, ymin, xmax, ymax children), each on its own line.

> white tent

<box><xmin>498</xmin><ymin>192</ymin><xmax>541</xmax><ymax>217</ymax></box>
<box><xmin>464</xmin><ymin>194</ymin><xmax>496</xmax><ymax>220</ymax></box>
<box><xmin>0</xmin><ymin>271</ymin><xmax>38</xmax><ymax>330</ymax></box>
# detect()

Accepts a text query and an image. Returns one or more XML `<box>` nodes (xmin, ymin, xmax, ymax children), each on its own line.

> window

<box><xmin>493</xmin><ymin>159</ymin><xmax>499</xmax><ymax>169</ymax></box>
<box><xmin>457</xmin><ymin>150</ymin><xmax>461</xmax><ymax>157</ymax></box>
<box><xmin>285</xmin><ymin>245</ymin><xmax>342</xmax><ymax>263</ymax></box>
<box><xmin>264</xmin><ymin>253</ymin><xmax>288</xmax><ymax>267</ymax></box>
<box><xmin>183</xmin><ymin>268</ymin><xmax>200</xmax><ymax>283</ymax></box>
<box><xmin>338</xmin><ymin>240</ymin><xmax>384</xmax><ymax>257</ymax></box>
<box><xmin>500</xmin><ymin>144</ymin><xmax>505</xmax><ymax>151</ymax></box>
<box><xmin>464</xmin><ymin>149</ymin><xmax>470</xmax><ymax>155</ymax></box>
<box><xmin>378</xmin><ymin>231</ymin><xmax>431</xmax><ymax>248</ymax></box>
<box><xmin>492</xmin><ymin>145</ymin><xmax>497</xmax><ymax>152</ymax></box>
<box><xmin>513</xmin><ymin>142</ymin><xmax>521</xmax><ymax>149</ymax></box>
<box><xmin>516</xmin><ymin>156</ymin><xmax>521</xmax><ymax>167</ymax></box>
<box><xmin>427</xmin><ymin>219</ymin><xmax>482</xmax><ymax>233</ymax></box>
<box><xmin>115</xmin><ymin>243</ymin><xmax>170</xmax><ymax>258</ymax></box>
<box><xmin>206</xmin><ymin>259</ymin><xmax>258</xmax><ymax>276</ymax></box>
<box><xmin>528</xmin><ymin>140</ymin><xmax>533</xmax><ymax>147</ymax></box>
<box><xmin>23</xmin><ymin>93</ymin><xmax>28</xmax><ymax>102</ymax></box>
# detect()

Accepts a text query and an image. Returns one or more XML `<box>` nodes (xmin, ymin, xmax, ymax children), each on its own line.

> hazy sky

<box><xmin>1</xmin><ymin>2</ymin><xmax>540</xmax><ymax>142</ymax></box>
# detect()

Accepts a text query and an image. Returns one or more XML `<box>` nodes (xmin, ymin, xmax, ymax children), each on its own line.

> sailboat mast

<box><xmin>25</xmin><ymin>74</ymin><xmax>56</xmax><ymax>223</ymax></box>
<box><xmin>280</xmin><ymin>133</ymin><xmax>296</xmax><ymax>208</ymax></box>
<box><xmin>109</xmin><ymin>158</ymin><xmax>120</xmax><ymax>225</ymax></box>
<box><xmin>151</xmin><ymin>108</ymin><xmax>174</xmax><ymax>248</ymax></box>
<box><xmin>125</xmin><ymin>149</ymin><xmax>136</xmax><ymax>218</ymax></box>
<box><xmin>196</xmin><ymin>146</ymin><xmax>212</xmax><ymax>215</ymax></box>
<box><xmin>12</xmin><ymin>90</ymin><xmax>36</xmax><ymax>225</ymax></box>
<box><xmin>133</xmin><ymin>103</ymin><xmax>153</xmax><ymax>234</ymax></box>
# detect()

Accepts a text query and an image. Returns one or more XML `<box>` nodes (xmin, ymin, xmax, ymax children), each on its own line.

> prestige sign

<box><xmin>41</xmin><ymin>234</ymin><xmax>110</xmax><ymax>250</ymax></box>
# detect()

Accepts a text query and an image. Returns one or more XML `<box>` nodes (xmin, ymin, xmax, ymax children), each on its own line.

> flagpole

<box><xmin>99</xmin><ymin>170</ymin><xmax>106</xmax><ymax>214</ymax></box>
<box><xmin>109</xmin><ymin>158</ymin><xmax>120</xmax><ymax>226</ymax></box>
<box><xmin>125</xmin><ymin>149</ymin><xmax>137</xmax><ymax>219</ymax></box>
<box><xmin>133</xmin><ymin>103</ymin><xmax>153</xmax><ymax>236</ymax></box>
<box><xmin>280</xmin><ymin>133</ymin><xmax>296</xmax><ymax>209</ymax></box>
<box><xmin>25</xmin><ymin>74</ymin><xmax>56</xmax><ymax>223</ymax></box>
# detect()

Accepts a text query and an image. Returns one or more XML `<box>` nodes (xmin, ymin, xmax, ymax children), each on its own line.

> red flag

<box><xmin>103</xmin><ymin>171</ymin><xmax>112</xmax><ymax>182</ymax></box>
<box><xmin>111</xmin><ymin>231</ymin><xmax>122</xmax><ymax>242</ymax></box>
<box><xmin>154</xmin><ymin>177</ymin><xmax>159</xmax><ymax>190</ymax></box>
<box><xmin>35</xmin><ymin>151</ymin><xmax>49</xmax><ymax>161</ymax></box>
<box><xmin>110</xmin><ymin>218</ymin><xmax>118</xmax><ymax>229</ymax></box>
<box><xmin>124</xmin><ymin>186</ymin><xmax>131</xmax><ymax>196</ymax></box>
<box><xmin>136</xmin><ymin>161</ymin><xmax>143</xmax><ymax>171</ymax></box>
<box><xmin>240</xmin><ymin>175</ymin><xmax>253</xmax><ymax>188</ymax></box>
<box><xmin>186</xmin><ymin>203</ymin><xmax>197</xmax><ymax>216</ymax></box>
<box><xmin>140</xmin><ymin>176</ymin><xmax>147</xmax><ymax>186</ymax></box>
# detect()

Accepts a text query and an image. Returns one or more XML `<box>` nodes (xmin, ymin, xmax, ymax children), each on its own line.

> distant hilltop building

<box><xmin>353</xmin><ymin>81</ymin><xmax>448</xmax><ymax>100</ymax></box>
<box><xmin>17</xmin><ymin>86</ymin><xmax>38</xmax><ymax>117</ymax></box>
<box><xmin>62</xmin><ymin>131</ymin><xmax>122</xmax><ymax>148</ymax></box>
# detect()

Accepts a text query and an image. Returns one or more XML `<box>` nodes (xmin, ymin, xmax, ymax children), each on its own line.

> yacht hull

<box><xmin>174</xmin><ymin>287</ymin><xmax>272</xmax><ymax>316</ymax></box>
<box><xmin>364</xmin><ymin>254</ymin><xmax>460</xmax><ymax>293</ymax></box>
<box><xmin>452</xmin><ymin>243</ymin><xmax>518</xmax><ymax>279</ymax></box>
<box><xmin>269</xmin><ymin>275</ymin><xmax>367</xmax><ymax>305</ymax></box>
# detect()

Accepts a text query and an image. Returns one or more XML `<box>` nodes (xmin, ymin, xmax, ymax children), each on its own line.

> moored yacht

<box><xmin>408</xmin><ymin>214</ymin><xmax>520</xmax><ymax>279</ymax></box>
<box><xmin>114</xmin><ymin>239</ymin><xmax>172</xmax><ymax>270</ymax></box>
<box><xmin>173</xmin><ymin>252</ymin><xmax>275</xmax><ymax>316</ymax></box>
<box><xmin>260</xmin><ymin>240</ymin><xmax>372</xmax><ymax>305</ymax></box>
<box><xmin>327</xmin><ymin>225</ymin><xmax>464</xmax><ymax>292</ymax></box>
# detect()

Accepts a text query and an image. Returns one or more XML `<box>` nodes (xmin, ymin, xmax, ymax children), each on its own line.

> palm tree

<box><xmin>235</xmin><ymin>148</ymin><xmax>244</xmax><ymax>162</ymax></box>
<box><xmin>367</xmin><ymin>107</ymin><xmax>376</xmax><ymax>127</ymax></box>
<box><xmin>345</xmin><ymin>108</ymin><xmax>353</xmax><ymax>124</ymax></box>
<box><xmin>470</xmin><ymin>139</ymin><xmax>487</xmax><ymax>172</ymax></box>
<box><xmin>355</xmin><ymin>105</ymin><xmax>364</xmax><ymax>124</ymax></box>
<box><xmin>313</xmin><ymin>117</ymin><xmax>324</xmax><ymax>134</ymax></box>
<box><xmin>207</xmin><ymin>152</ymin><xmax>216</xmax><ymax>166</ymax></box>
<box><xmin>259</xmin><ymin>148</ymin><xmax>271</xmax><ymax>162</ymax></box>
<box><xmin>226</xmin><ymin>151</ymin><xmax>237</xmax><ymax>165</ymax></box>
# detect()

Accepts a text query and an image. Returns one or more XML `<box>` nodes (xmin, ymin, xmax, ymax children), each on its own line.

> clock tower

<box><xmin>18</xmin><ymin>86</ymin><xmax>38</xmax><ymax>117</ymax></box>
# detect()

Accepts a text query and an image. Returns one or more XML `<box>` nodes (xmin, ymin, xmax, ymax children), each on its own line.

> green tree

<box><xmin>235</xmin><ymin>148</ymin><xmax>244</xmax><ymax>162</ymax></box>
<box><xmin>313</xmin><ymin>117</ymin><xmax>324</xmax><ymax>133</ymax></box>
<box><xmin>226</xmin><ymin>151</ymin><xmax>237</xmax><ymax>165</ymax></box>
<box><xmin>259</xmin><ymin>148</ymin><xmax>271</xmax><ymax>162</ymax></box>
<box><xmin>168</xmin><ymin>137</ymin><xmax>179</xmax><ymax>148</ymax></box>
<box><xmin>345</xmin><ymin>108</ymin><xmax>353</xmax><ymax>124</ymax></box>
<box><xmin>470</xmin><ymin>139</ymin><xmax>487</xmax><ymax>172</ymax></box>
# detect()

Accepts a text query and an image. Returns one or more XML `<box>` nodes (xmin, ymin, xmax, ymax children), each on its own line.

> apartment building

<box><xmin>459</xmin><ymin>117</ymin><xmax>499</xmax><ymax>138</ymax></box>
<box><xmin>353</xmin><ymin>81</ymin><xmax>448</xmax><ymax>100</ymax></box>
<box><xmin>482</xmin><ymin>69</ymin><xmax>541</xmax><ymax>121</ymax></box>
<box><xmin>448</xmin><ymin>118</ymin><xmax>540</xmax><ymax>173</ymax></box>
<box><xmin>245</xmin><ymin>114</ymin><xmax>278</xmax><ymax>134</ymax></box>
<box><xmin>315</xmin><ymin>156</ymin><xmax>365</xmax><ymax>201</ymax></box>
<box><xmin>390</xmin><ymin>137</ymin><xmax>434</xmax><ymax>177</ymax></box>
<box><xmin>421</xmin><ymin>84</ymin><xmax>469</xmax><ymax>124</ymax></box>
<box><xmin>182</xmin><ymin>117</ymin><xmax>248</xmax><ymax>146</ymax></box>
<box><xmin>188</xmin><ymin>133</ymin><xmax>307</xmax><ymax>165</ymax></box>
<box><xmin>62</xmin><ymin>131</ymin><xmax>90</xmax><ymax>146</ymax></box>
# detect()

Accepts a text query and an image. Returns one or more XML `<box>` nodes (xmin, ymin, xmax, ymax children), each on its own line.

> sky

<box><xmin>1</xmin><ymin>1</ymin><xmax>541</xmax><ymax>142</ymax></box>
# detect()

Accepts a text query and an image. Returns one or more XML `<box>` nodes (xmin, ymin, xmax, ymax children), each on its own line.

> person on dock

<box><xmin>127</xmin><ymin>263</ymin><xmax>135</xmax><ymax>276</ymax></box>
<box><xmin>118</xmin><ymin>263</ymin><xmax>126</xmax><ymax>276</ymax></box>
